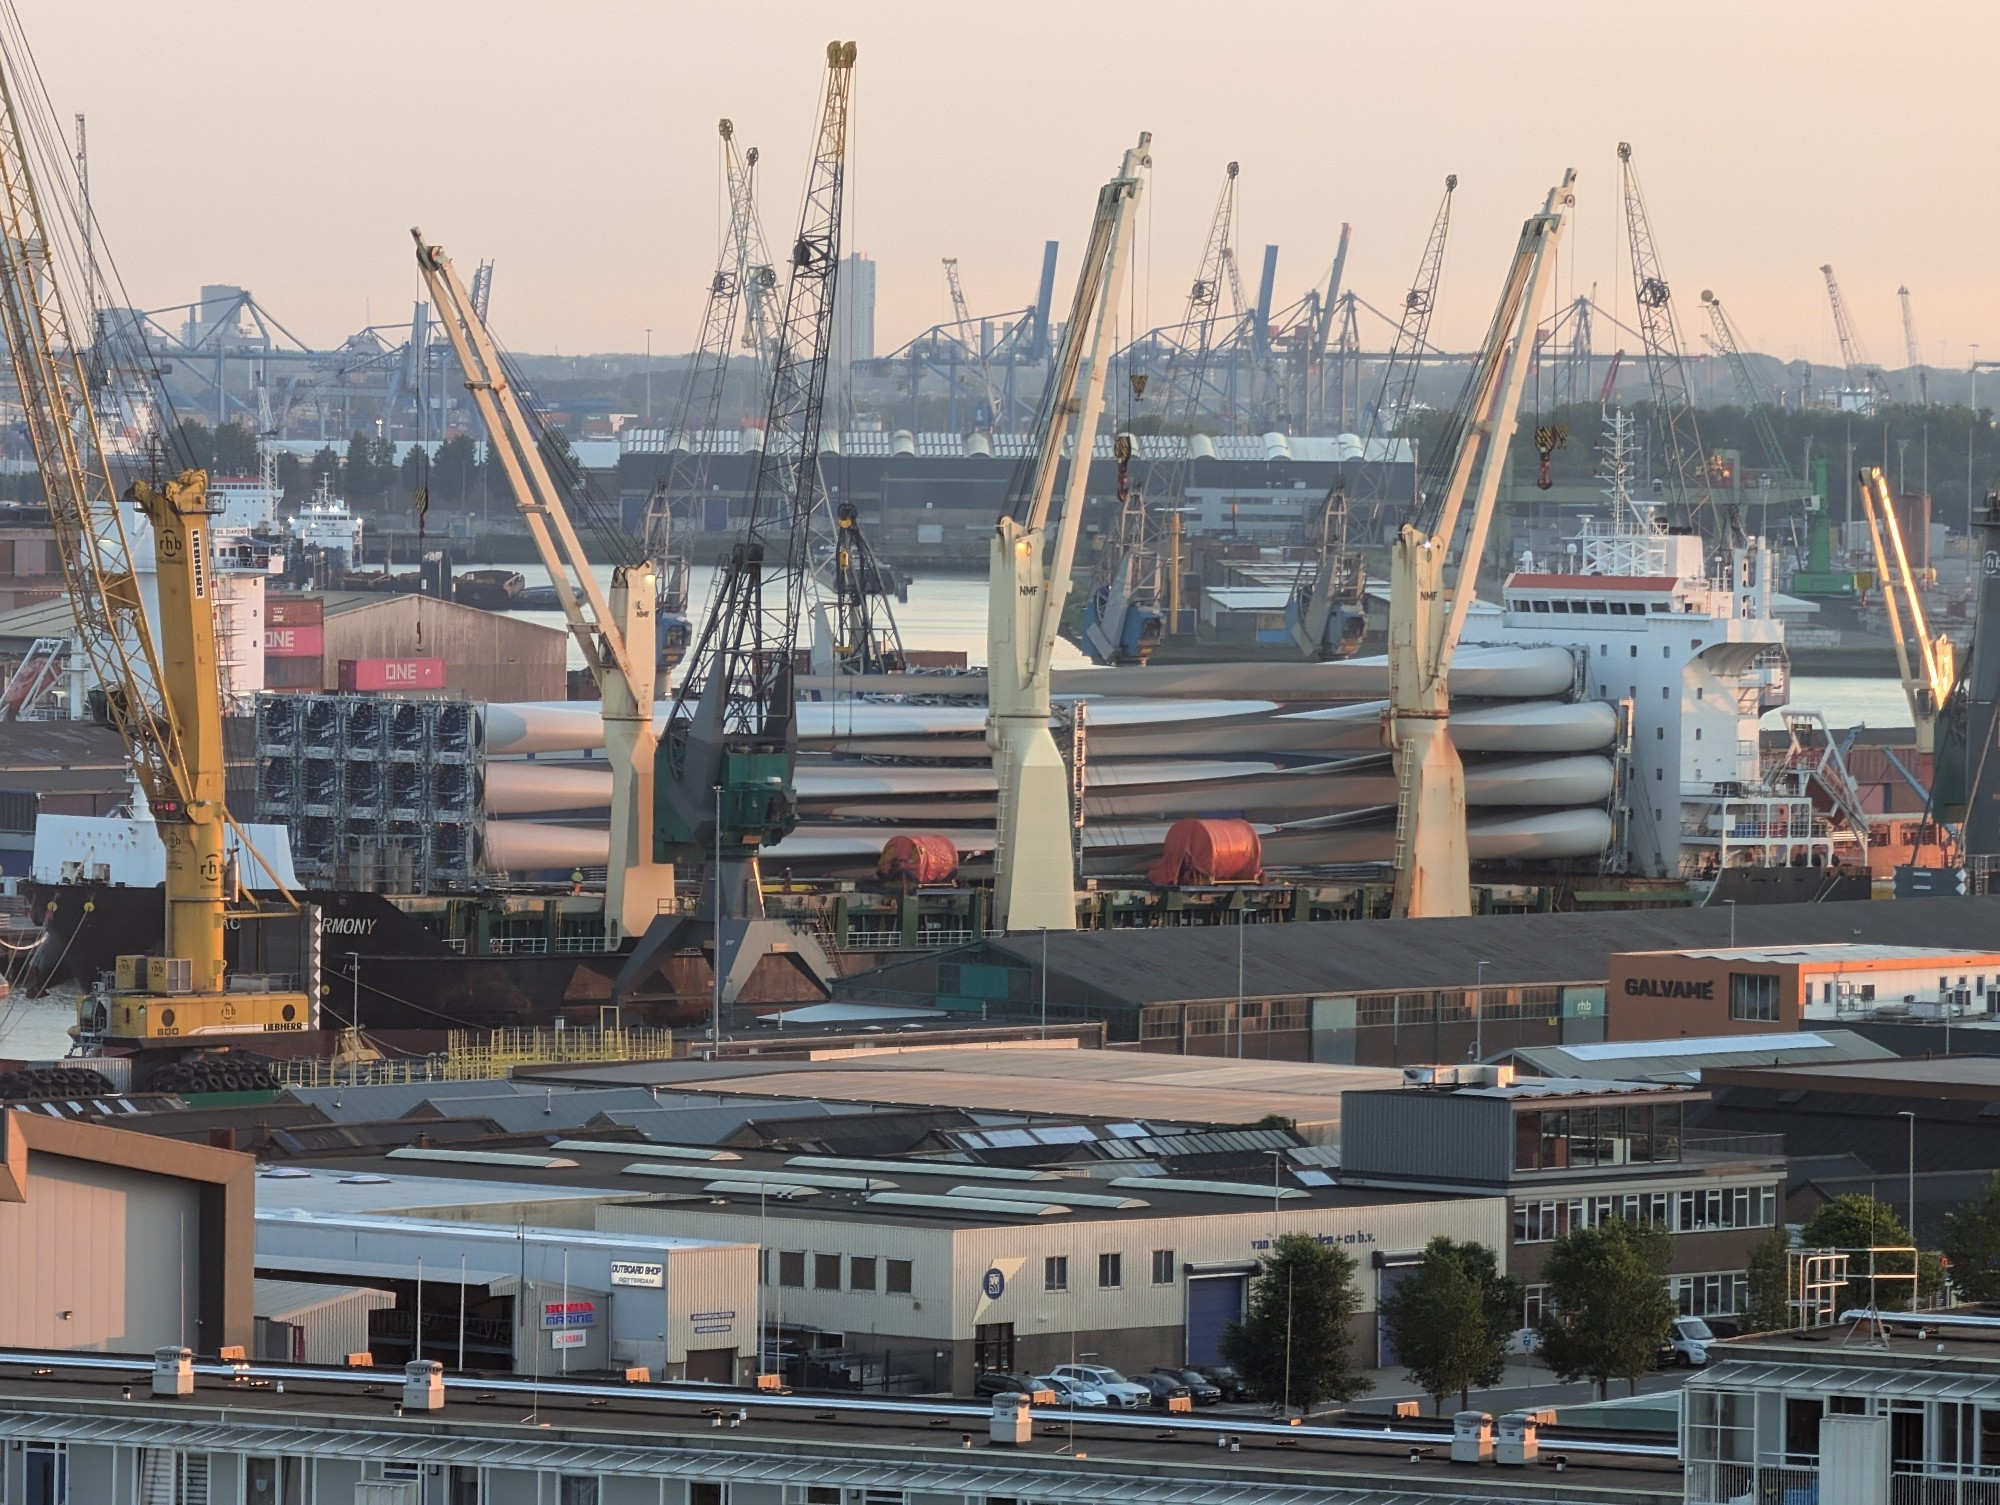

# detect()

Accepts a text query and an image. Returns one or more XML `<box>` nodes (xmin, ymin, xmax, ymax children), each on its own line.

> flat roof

<box><xmin>0</xmin><ymin>1357</ymin><xmax>1680</xmax><ymax>1504</ymax></box>
<box><xmin>1622</xmin><ymin>944</ymin><xmax>2000</xmax><ymax>966</ymax></box>
<box><xmin>1706</xmin><ymin>1055</ymin><xmax>2000</xmax><ymax>1094</ymax></box>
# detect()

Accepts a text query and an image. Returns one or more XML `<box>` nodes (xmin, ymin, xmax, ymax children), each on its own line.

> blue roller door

<box><xmin>1185</xmin><ymin>1274</ymin><xmax>1248</xmax><ymax>1367</ymax></box>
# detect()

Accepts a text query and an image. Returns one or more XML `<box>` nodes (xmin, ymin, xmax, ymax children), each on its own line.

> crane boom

<box><xmin>988</xmin><ymin>133</ymin><xmax>1150</xmax><ymax>933</ymax></box>
<box><xmin>1366</xmin><ymin>174</ymin><xmax>1455</xmax><ymax>448</ymax></box>
<box><xmin>1699</xmin><ymin>289</ymin><xmax>1802</xmax><ymax>495</ymax></box>
<box><xmin>1899</xmin><ymin>285</ymin><xmax>1929</xmax><ymax>405</ymax></box>
<box><xmin>1821</xmin><ymin>263</ymin><xmax>1885</xmax><ymax>405</ymax></box>
<box><xmin>1389</xmin><ymin>170</ymin><xmax>1575</xmax><ymax>919</ymax></box>
<box><xmin>943</xmin><ymin>256</ymin><xmax>1002</xmax><ymax>429</ymax></box>
<box><xmin>1617</xmin><ymin>142</ymin><xmax>1710</xmax><ymax>534</ymax></box>
<box><xmin>1860</xmin><ymin>465</ymin><xmax>1954</xmax><ymax>752</ymax></box>
<box><xmin>414</xmin><ymin>229</ymin><xmax>669</xmax><ymax>943</ymax></box>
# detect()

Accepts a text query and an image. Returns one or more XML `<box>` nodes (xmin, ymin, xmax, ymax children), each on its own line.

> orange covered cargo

<box><xmin>1147</xmin><ymin>818</ymin><xmax>1262</xmax><ymax>886</ymax></box>
<box><xmin>877</xmin><ymin>833</ymin><xmax>959</xmax><ymax>886</ymax></box>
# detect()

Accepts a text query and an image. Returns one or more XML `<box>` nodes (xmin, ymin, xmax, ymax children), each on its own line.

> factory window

<box><xmin>974</xmin><ymin>1323</ymin><xmax>1016</xmax><ymax>1374</ymax></box>
<box><xmin>886</xmin><ymin>1259</ymin><xmax>913</xmax><ymax>1295</ymax></box>
<box><xmin>1656</xmin><ymin>768</ymin><xmax>1664</xmax><ymax>781</ymax></box>
<box><xmin>1046</xmin><ymin>1256</ymin><xmax>1069</xmax><ymax>1292</ymax></box>
<box><xmin>814</xmin><ymin>1255</ymin><xmax>841</xmax><ymax>1290</ymax></box>
<box><xmin>1186</xmin><ymin>1001</ymin><xmax>1230</xmax><ymax>1037</ymax></box>
<box><xmin>1664</xmin><ymin>646</ymin><xmax>1672</xmax><ymax>658</ymax></box>
<box><xmin>850</xmin><ymin>1256</ymin><xmax>877</xmax><ymax>1292</ymax></box>
<box><xmin>1662</xmin><ymin>686</ymin><xmax>1670</xmax><ymax>699</ymax></box>
<box><xmin>692</xmin><ymin>1488</ymin><xmax>728</xmax><ymax>1505</ymax></box>
<box><xmin>1630</xmin><ymin>644</ymin><xmax>1639</xmax><ymax>657</ymax></box>
<box><xmin>778</xmin><ymin>1252</ymin><xmax>805</xmax><ymax>1288</ymax></box>
<box><xmin>1099</xmin><ymin>1253</ymin><xmax>1123</xmax><ymax>1289</ymax></box>
<box><xmin>1729</xmin><ymin>972</ymin><xmax>1780</xmax><ymax>1023</ymax></box>
<box><xmin>558</xmin><ymin>1480</ymin><xmax>600</xmax><ymax>1505</ymax></box>
<box><xmin>1152</xmin><ymin>1250</ymin><xmax>1175</xmax><ymax>1284</ymax></box>
<box><xmin>1141</xmin><ymin>1006</ymin><xmax>1182</xmax><ymax>1041</ymax></box>
<box><xmin>1599</xmin><ymin>643</ymin><xmax>1608</xmax><ymax>656</ymax></box>
<box><xmin>1695</xmin><ymin>728</ymin><xmax>1702</xmax><ymax>741</ymax></box>
<box><xmin>1656</xmin><ymin>727</ymin><xmax>1664</xmax><ymax>739</ymax></box>
<box><xmin>1696</xmin><ymin>687</ymin><xmax>1704</xmax><ymax>701</ymax></box>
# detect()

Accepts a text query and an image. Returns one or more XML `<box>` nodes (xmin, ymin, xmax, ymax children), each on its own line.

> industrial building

<box><xmin>0</xmin><ymin>1112</ymin><xmax>255</xmax><ymax>1355</ymax></box>
<box><xmin>1339</xmin><ymin>1072</ymin><xmax>1785</xmax><ymax>1323</ymax></box>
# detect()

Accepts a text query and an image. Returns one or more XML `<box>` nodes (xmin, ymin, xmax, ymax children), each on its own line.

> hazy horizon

<box><xmin>31</xmin><ymin>1</ymin><xmax>1998</xmax><ymax>373</ymax></box>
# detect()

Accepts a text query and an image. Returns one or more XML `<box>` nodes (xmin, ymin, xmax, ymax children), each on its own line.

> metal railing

<box><xmin>1681</xmin><ymin>1130</ymin><xmax>1786</xmax><ymax>1161</ymax></box>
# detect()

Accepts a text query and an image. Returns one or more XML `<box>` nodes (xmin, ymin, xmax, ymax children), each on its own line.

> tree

<box><xmin>168</xmin><ymin>417</ymin><xmax>214</xmax><ymax>472</ymax></box>
<box><xmin>1381</xmin><ymin>1237</ymin><xmax>1501</xmax><ymax>1414</ymax></box>
<box><xmin>343</xmin><ymin>432</ymin><xmax>380</xmax><ymax>503</ymax></box>
<box><xmin>1537</xmin><ymin>1217</ymin><xmax>1676</xmax><ymax>1401</ymax></box>
<box><xmin>1743</xmin><ymin>1228</ymin><xmax>1793</xmax><ymax>1332</ymax></box>
<box><xmin>1221</xmin><ymin>1232</ymin><xmax>1371</xmax><ymax>1413</ymax></box>
<box><xmin>211</xmin><ymin>419</ymin><xmax>259</xmax><ymax>475</ymax></box>
<box><xmin>1943</xmin><ymin>1173</ymin><xmax>2000</xmax><ymax>1305</ymax></box>
<box><xmin>432</xmin><ymin>433</ymin><xmax>480</xmax><ymax>503</ymax></box>
<box><xmin>1802</xmin><ymin>1193</ymin><xmax>1942</xmax><ymax>1310</ymax></box>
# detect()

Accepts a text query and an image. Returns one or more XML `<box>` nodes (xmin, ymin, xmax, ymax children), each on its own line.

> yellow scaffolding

<box><xmin>269</xmin><ymin>1023</ymin><xmax>681</xmax><ymax>1090</ymax></box>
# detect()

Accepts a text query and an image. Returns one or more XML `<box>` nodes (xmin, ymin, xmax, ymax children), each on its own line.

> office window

<box><xmin>1729</xmin><ymin>972</ymin><xmax>1780</xmax><ymax>1022</ymax></box>
<box><xmin>1152</xmin><ymin>1249</ymin><xmax>1175</xmax><ymax>1284</ymax></box>
<box><xmin>814</xmin><ymin>1254</ymin><xmax>841</xmax><ymax>1290</ymax></box>
<box><xmin>974</xmin><ymin>1322</ymin><xmax>1016</xmax><ymax>1374</ymax></box>
<box><xmin>778</xmin><ymin>1251</ymin><xmax>805</xmax><ymax>1288</ymax></box>
<box><xmin>1045</xmin><ymin>1256</ymin><xmax>1069</xmax><ymax>1292</ymax></box>
<box><xmin>558</xmin><ymin>1480</ymin><xmax>599</xmax><ymax>1505</ymax></box>
<box><xmin>1098</xmin><ymin>1252</ymin><xmax>1122</xmax><ymax>1289</ymax></box>
<box><xmin>850</xmin><ymin>1256</ymin><xmax>877</xmax><ymax>1292</ymax></box>
<box><xmin>885</xmin><ymin>1259</ymin><xmax>913</xmax><ymax>1295</ymax></box>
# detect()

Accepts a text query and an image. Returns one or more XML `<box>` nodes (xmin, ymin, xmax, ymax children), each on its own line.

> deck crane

<box><xmin>643</xmin><ymin>119</ymin><xmax>770</xmax><ymax>692</ymax></box>
<box><xmin>1699</xmin><ymin>290</ymin><xmax>1804</xmax><ymax>497</ymax></box>
<box><xmin>414</xmin><ymin>230</ymin><xmax>671</xmax><ymax>946</ymax></box>
<box><xmin>1079</xmin><ymin>161</ymin><xmax>1237</xmax><ymax>666</ymax></box>
<box><xmin>1617</xmin><ymin>143</ymin><xmax>1712</xmax><ymax>537</ymax></box>
<box><xmin>1899</xmin><ymin>286</ymin><xmax>1929</xmax><ymax>406</ymax></box>
<box><xmin>942</xmin><ymin>257</ymin><xmax>1002</xmax><ymax>430</ymax></box>
<box><xmin>989</xmin><ymin>134</ymin><xmax>1150</xmax><ymax>934</ymax></box>
<box><xmin>0</xmin><ymin>32</ymin><xmax>311</xmax><ymax>1050</ymax></box>
<box><xmin>1821</xmin><ymin>264</ymin><xmax>1886</xmax><ymax>410</ymax></box>
<box><xmin>618</xmin><ymin>41</ymin><xmax>858</xmax><ymax>1007</ymax></box>
<box><xmin>1859</xmin><ymin>465</ymin><xmax>1954</xmax><ymax>753</ymax></box>
<box><xmin>1365</xmin><ymin>174</ymin><xmax>1455</xmax><ymax>454</ymax></box>
<box><xmin>818</xmin><ymin>496</ymin><xmax>905</xmax><ymax>675</ymax></box>
<box><xmin>1389</xmin><ymin>170</ymin><xmax>1575</xmax><ymax>919</ymax></box>
<box><xmin>1285</xmin><ymin>479</ymin><xmax>1365</xmax><ymax>660</ymax></box>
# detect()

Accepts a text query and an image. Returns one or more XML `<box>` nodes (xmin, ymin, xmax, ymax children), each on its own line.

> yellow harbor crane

<box><xmin>0</xmin><ymin>30</ymin><xmax>310</xmax><ymax>1050</ymax></box>
<box><xmin>1858</xmin><ymin>465</ymin><xmax>1954</xmax><ymax>753</ymax></box>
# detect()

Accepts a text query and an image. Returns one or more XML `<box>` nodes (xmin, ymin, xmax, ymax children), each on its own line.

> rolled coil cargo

<box><xmin>877</xmin><ymin>834</ymin><xmax>959</xmax><ymax>886</ymax></box>
<box><xmin>1146</xmin><ymin>818</ymin><xmax>1263</xmax><ymax>887</ymax></box>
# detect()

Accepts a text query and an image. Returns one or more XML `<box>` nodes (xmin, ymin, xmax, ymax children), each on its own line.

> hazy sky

<box><xmin>28</xmin><ymin>1</ymin><xmax>2000</xmax><ymax>372</ymax></box>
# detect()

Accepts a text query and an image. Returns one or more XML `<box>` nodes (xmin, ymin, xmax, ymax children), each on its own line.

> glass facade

<box><xmin>1512</xmin><ymin>1101</ymin><xmax>1684</xmax><ymax>1171</ymax></box>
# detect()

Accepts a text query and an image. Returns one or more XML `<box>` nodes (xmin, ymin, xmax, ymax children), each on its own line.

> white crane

<box><xmin>1389</xmin><ymin>171</ymin><xmax>1575</xmax><ymax>919</ymax></box>
<box><xmin>1860</xmin><ymin>465</ymin><xmax>1954</xmax><ymax>752</ymax></box>
<box><xmin>987</xmin><ymin>134</ymin><xmax>1150</xmax><ymax>934</ymax></box>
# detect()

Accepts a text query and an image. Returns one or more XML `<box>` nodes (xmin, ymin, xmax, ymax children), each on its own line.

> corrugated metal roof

<box><xmin>867</xmin><ymin>1191</ymin><xmax>1068</xmax><ymax>1217</ymax></box>
<box><xmin>1511</xmin><ymin>1029</ymin><xmax>1893</xmax><ymax>1083</ymax></box>
<box><xmin>254</xmin><ymin>1279</ymin><xmax>392</xmax><ymax>1320</ymax></box>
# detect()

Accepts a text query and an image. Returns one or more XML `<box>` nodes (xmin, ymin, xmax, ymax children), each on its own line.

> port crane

<box><xmin>414</xmin><ymin>231</ymin><xmax>671</xmax><ymax>946</ymax></box>
<box><xmin>1285</xmin><ymin>479</ymin><xmax>1366</xmax><ymax>660</ymax></box>
<box><xmin>1821</xmin><ymin>264</ymin><xmax>1887</xmax><ymax>410</ymax></box>
<box><xmin>988</xmin><ymin>133</ymin><xmax>1151</xmax><ymax>934</ymax></box>
<box><xmin>1617</xmin><ymin>143</ymin><xmax>1712</xmax><ymax>537</ymax></box>
<box><xmin>1899</xmin><ymin>286</ymin><xmax>1929</xmax><ymax>406</ymax></box>
<box><xmin>1699</xmin><ymin>290</ymin><xmax>1806</xmax><ymax>499</ymax></box>
<box><xmin>1859</xmin><ymin>465</ymin><xmax>1954</xmax><ymax>753</ymax></box>
<box><xmin>942</xmin><ymin>257</ymin><xmax>1002</xmax><ymax>430</ymax></box>
<box><xmin>0</xmin><ymin>28</ymin><xmax>310</xmax><ymax>1050</ymax></box>
<box><xmin>1389</xmin><ymin>171</ymin><xmax>1575</xmax><ymax>919</ymax></box>
<box><xmin>1365</xmin><ymin>174</ymin><xmax>1455</xmax><ymax>456</ymax></box>
<box><xmin>618</xmin><ymin>42</ymin><xmax>858</xmax><ymax>1006</ymax></box>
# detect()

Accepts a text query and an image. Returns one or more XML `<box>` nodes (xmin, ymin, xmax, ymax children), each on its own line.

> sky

<box><xmin>23</xmin><ymin>1</ymin><xmax>2000</xmax><ymax>372</ymax></box>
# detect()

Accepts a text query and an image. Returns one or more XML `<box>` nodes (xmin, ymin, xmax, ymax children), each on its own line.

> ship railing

<box><xmin>485</xmin><ymin>936</ymin><xmax>549</xmax><ymax>956</ymax></box>
<box><xmin>554</xmin><ymin>934</ymin><xmax>615</xmax><ymax>954</ymax></box>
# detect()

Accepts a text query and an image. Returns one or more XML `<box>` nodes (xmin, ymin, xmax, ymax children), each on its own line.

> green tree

<box><xmin>1943</xmin><ymin>1173</ymin><xmax>2000</xmax><ymax>1304</ymax></box>
<box><xmin>432</xmin><ymin>433</ymin><xmax>480</xmax><ymax>502</ymax></box>
<box><xmin>342</xmin><ymin>431</ymin><xmax>380</xmax><ymax>503</ymax></box>
<box><xmin>1537</xmin><ymin>1218</ymin><xmax>1676</xmax><ymax>1400</ymax></box>
<box><xmin>275</xmin><ymin>451</ymin><xmax>308</xmax><ymax>504</ymax></box>
<box><xmin>1743</xmin><ymin>1228</ymin><xmax>1793</xmax><ymax>1332</ymax></box>
<box><xmin>1446</xmin><ymin>1239</ymin><xmax>1525</xmax><ymax>1390</ymax></box>
<box><xmin>1803</xmin><ymin>1193</ymin><xmax>1941</xmax><ymax>1310</ymax></box>
<box><xmin>310</xmin><ymin>445</ymin><xmax>339</xmax><ymax>494</ymax></box>
<box><xmin>168</xmin><ymin>417</ymin><xmax>214</xmax><ymax>472</ymax></box>
<box><xmin>211</xmin><ymin>419</ymin><xmax>259</xmax><ymax>475</ymax></box>
<box><xmin>1381</xmin><ymin>1237</ymin><xmax>1501</xmax><ymax>1414</ymax></box>
<box><xmin>1221</xmin><ymin>1232</ymin><xmax>1371</xmax><ymax>1414</ymax></box>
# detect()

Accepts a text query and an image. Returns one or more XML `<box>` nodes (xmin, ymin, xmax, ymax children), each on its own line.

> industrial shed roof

<box><xmin>1507</xmin><ymin>1029</ymin><xmax>1895</xmax><ymax>1084</ymax></box>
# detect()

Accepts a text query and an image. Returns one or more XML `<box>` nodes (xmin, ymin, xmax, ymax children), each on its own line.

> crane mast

<box><xmin>1366</xmin><ymin>174</ymin><xmax>1455</xmax><ymax>450</ymax></box>
<box><xmin>1389</xmin><ymin>170</ymin><xmax>1575</xmax><ymax>919</ymax></box>
<box><xmin>1699</xmin><ymin>290</ymin><xmax>1803</xmax><ymax>495</ymax></box>
<box><xmin>0</xmin><ymin>28</ymin><xmax>307</xmax><ymax>1047</ymax></box>
<box><xmin>1860</xmin><ymin>465</ymin><xmax>1954</xmax><ymax>753</ymax></box>
<box><xmin>413</xmin><ymin>229</ymin><xmax>670</xmax><ymax>945</ymax></box>
<box><xmin>942</xmin><ymin>257</ymin><xmax>1001</xmax><ymax>430</ymax></box>
<box><xmin>1899</xmin><ymin>285</ymin><xmax>1929</xmax><ymax>405</ymax></box>
<box><xmin>620</xmin><ymin>41</ymin><xmax>858</xmax><ymax>1007</ymax></box>
<box><xmin>989</xmin><ymin>133</ymin><xmax>1150</xmax><ymax>934</ymax></box>
<box><xmin>1617</xmin><ymin>143</ymin><xmax>1711</xmax><ymax>535</ymax></box>
<box><xmin>1821</xmin><ymin>263</ymin><xmax>1885</xmax><ymax>408</ymax></box>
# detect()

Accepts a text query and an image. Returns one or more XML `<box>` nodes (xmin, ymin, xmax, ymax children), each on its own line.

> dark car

<box><xmin>1194</xmin><ymin>1364</ymin><xmax>1251</xmax><ymax>1402</ymax></box>
<box><xmin>1133</xmin><ymin>1373</ymin><xmax>1192</xmax><ymax>1409</ymax></box>
<box><xmin>1151</xmin><ymin>1366</ymin><xmax>1223</xmax><ymax>1405</ymax></box>
<box><xmin>974</xmin><ymin>1371</ymin><xmax>1034</xmax><ymax>1398</ymax></box>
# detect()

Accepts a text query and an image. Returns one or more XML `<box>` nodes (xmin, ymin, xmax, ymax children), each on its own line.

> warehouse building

<box><xmin>264</xmin><ymin>591</ymin><xmax>567</xmax><ymax>702</ymax></box>
<box><xmin>0</xmin><ymin>1112</ymin><xmax>255</xmax><ymax>1355</ymax></box>
<box><xmin>1339</xmin><ymin>1070</ymin><xmax>1785</xmax><ymax>1325</ymax></box>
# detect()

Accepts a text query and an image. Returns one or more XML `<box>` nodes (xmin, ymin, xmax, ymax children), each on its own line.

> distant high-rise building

<box><xmin>826</xmin><ymin>253</ymin><xmax>875</xmax><ymax>422</ymax></box>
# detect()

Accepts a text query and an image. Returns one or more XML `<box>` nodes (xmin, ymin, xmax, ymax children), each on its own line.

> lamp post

<box><xmin>1264</xmin><ymin>1148</ymin><xmax>1284</xmax><ymax>1247</ymax></box>
<box><xmin>1724</xmin><ymin>899</ymin><xmax>1738</xmax><ymax>949</ymax></box>
<box><xmin>1473</xmin><ymin>960</ymin><xmax>1488</xmax><ymax>1063</ymax></box>
<box><xmin>711</xmin><ymin>785</ymin><xmax>723</xmax><ymax>1058</ymax></box>
<box><xmin>1237</xmin><ymin>916</ymin><xmax>1247</xmax><ymax>1060</ymax></box>
<box><xmin>1039</xmin><ymin>927</ymin><xmax>1048</xmax><ymax>1040</ymax></box>
<box><xmin>644</xmin><ymin>328</ymin><xmax>653</xmax><ymax>424</ymax></box>
<box><xmin>1899</xmin><ymin>1109</ymin><xmax>1917</xmax><ymax>1249</ymax></box>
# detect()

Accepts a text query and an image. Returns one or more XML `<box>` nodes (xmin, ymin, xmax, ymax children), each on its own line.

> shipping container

<box><xmin>265</xmin><ymin>624</ymin><xmax>324</xmax><ymax>658</ymax></box>
<box><xmin>267</xmin><ymin>596</ymin><xmax>325</xmax><ymax>627</ymax></box>
<box><xmin>338</xmin><ymin>657</ymin><xmax>446</xmax><ymax>692</ymax></box>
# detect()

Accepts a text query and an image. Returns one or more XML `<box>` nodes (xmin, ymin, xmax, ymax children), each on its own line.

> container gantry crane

<box><xmin>1617</xmin><ymin>142</ymin><xmax>1712</xmax><ymax>538</ymax></box>
<box><xmin>988</xmin><ymin>133</ymin><xmax>1150</xmax><ymax>934</ymax></box>
<box><xmin>620</xmin><ymin>42</ymin><xmax>858</xmax><ymax>1006</ymax></box>
<box><xmin>1859</xmin><ymin>465</ymin><xmax>1954</xmax><ymax>753</ymax></box>
<box><xmin>0</xmin><ymin>24</ymin><xmax>310</xmax><ymax>1052</ymax></box>
<box><xmin>643</xmin><ymin>118</ymin><xmax>773</xmax><ymax>692</ymax></box>
<box><xmin>414</xmin><ymin>230</ymin><xmax>670</xmax><ymax>947</ymax></box>
<box><xmin>1389</xmin><ymin>170</ymin><xmax>1575</xmax><ymax>919</ymax></box>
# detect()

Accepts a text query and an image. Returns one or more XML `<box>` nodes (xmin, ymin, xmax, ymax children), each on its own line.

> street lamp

<box><xmin>1264</xmin><ymin>1148</ymin><xmax>1285</xmax><ymax>1247</ymax></box>
<box><xmin>1473</xmin><ymin>960</ymin><xmax>1489</xmax><ymax>1063</ymax></box>
<box><xmin>1723</xmin><ymin>899</ymin><xmax>1738</xmax><ymax>949</ymax></box>
<box><xmin>1039</xmin><ymin>927</ymin><xmax>1049</xmax><ymax>1040</ymax></box>
<box><xmin>1898</xmin><ymin>1110</ymin><xmax>1917</xmax><ymax>1246</ymax></box>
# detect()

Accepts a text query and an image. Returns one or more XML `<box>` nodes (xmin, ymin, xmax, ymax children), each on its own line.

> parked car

<box><xmin>1050</xmin><ymin>1363</ymin><xmax>1150</xmax><ymax>1409</ymax></box>
<box><xmin>1660</xmin><ymin>1315</ymin><xmax>1715</xmax><ymax>1368</ymax></box>
<box><xmin>1133</xmin><ymin>1373</ymin><xmax>1192</xmax><ymax>1409</ymax></box>
<box><xmin>1032</xmin><ymin>1373</ymin><xmax>1108</xmax><ymax>1408</ymax></box>
<box><xmin>975</xmin><ymin>1372</ymin><xmax>1032</xmax><ymax>1398</ymax></box>
<box><xmin>1149</xmin><ymin>1367</ymin><xmax>1223</xmax><ymax>1405</ymax></box>
<box><xmin>1193</xmin><ymin>1364</ymin><xmax>1251</xmax><ymax>1402</ymax></box>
